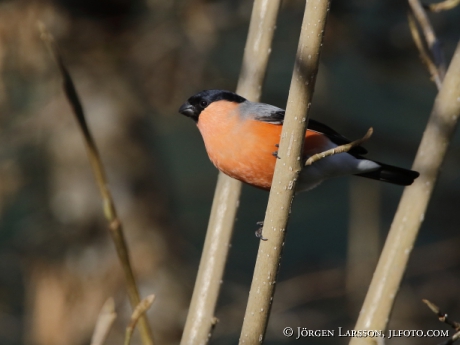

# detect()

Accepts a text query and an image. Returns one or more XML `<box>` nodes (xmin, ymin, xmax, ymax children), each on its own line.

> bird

<box><xmin>178</xmin><ymin>89</ymin><xmax>419</xmax><ymax>193</ymax></box>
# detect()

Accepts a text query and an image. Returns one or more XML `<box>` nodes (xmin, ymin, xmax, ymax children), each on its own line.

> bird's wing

<box><xmin>253</xmin><ymin>107</ymin><xmax>368</xmax><ymax>155</ymax></box>
<box><xmin>307</xmin><ymin>119</ymin><xmax>368</xmax><ymax>155</ymax></box>
<box><xmin>240</xmin><ymin>101</ymin><xmax>285</xmax><ymax>124</ymax></box>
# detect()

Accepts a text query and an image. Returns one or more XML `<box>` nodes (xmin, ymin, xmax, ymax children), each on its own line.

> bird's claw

<box><xmin>272</xmin><ymin>144</ymin><xmax>280</xmax><ymax>159</ymax></box>
<box><xmin>255</xmin><ymin>221</ymin><xmax>268</xmax><ymax>241</ymax></box>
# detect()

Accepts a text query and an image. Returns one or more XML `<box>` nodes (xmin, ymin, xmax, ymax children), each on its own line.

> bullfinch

<box><xmin>179</xmin><ymin>89</ymin><xmax>419</xmax><ymax>192</ymax></box>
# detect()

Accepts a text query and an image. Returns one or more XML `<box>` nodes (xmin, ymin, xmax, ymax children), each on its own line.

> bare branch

<box><xmin>423</xmin><ymin>299</ymin><xmax>460</xmax><ymax>331</ymax></box>
<box><xmin>179</xmin><ymin>1</ymin><xmax>282</xmax><ymax>344</ymax></box>
<box><xmin>440</xmin><ymin>331</ymin><xmax>460</xmax><ymax>345</ymax></box>
<box><xmin>425</xmin><ymin>0</ymin><xmax>460</xmax><ymax>12</ymax></box>
<box><xmin>90</xmin><ymin>298</ymin><xmax>117</xmax><ymax>345</ymax></box>
<box><xmin>408</xmin><ymin>0</ymin><xmax>446</xmax><ymax>83</ymax></box>
<box><xmin>125</xmin><ymin>295</ymin><xmax>156</xmax><ymax>345</ymax></box>
<box><xmin>407</xmin><ymin>11</ymin><xmax>443</xmax><ymax>90</ymax></box>
<box><xmin>350</xmin><ymin>41</ymin><xmax>460</xmax><ymax>345</ymax></box>
<box><xmin>423</xmin><ymin>299</ymin><xmax>460</xmax><ymax>345</ymax></box>
<box><xmin>239</xmin><ymin>1</ymin><xmax>330</xmax><ymax>343</ymax></box>
<box><xmin>39</xmin><ymin>23</ymin><xmax>154</xmax><ymax>345</ymax></box>
<box><xmin>305</xmin><ymin>128</ymin><xmax>373</xmax><ymax>166</ymax></box>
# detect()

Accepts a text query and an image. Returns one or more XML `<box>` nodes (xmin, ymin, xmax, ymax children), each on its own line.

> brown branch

<box><xmin>440</xmin><ymin>331</ymin><xmax>460</xmax><ymax>345</ymax></box>
<box><xmin>125</xmin><ymin>295</ymin><xmax>156</xmax><ymax>345</ymax></box>
<box><xmin>350</xmin><ymin>41</ymin><xmax>460</xmax><ymax>345</ymax></box>
<box><xmin>408</xmin><ymin>0</ymin><xmax>446</xmax><ymax>87</ymax></box>
<box><xmin>179</xmin><ymin>1</ymin><xmax>282</xmax><ymax>344</ymax></box>
<box><xmin>423</xmin><ymin>299</ymin><xmax>460</xmax><ymax>331</ymax></box>
<box><xmin>423</xmin><ymin>299</ymin><xmax>460</xmax><ymax>345</ymax></box>
<box><xmin>425</xmin><ymin>0</ymin><xmax>460</xmax><ymax>12</ymax></box>
<box><xmin>38</xmin><ymin>23</ymin><xmax>154</xmax><ymax>345</ymax></box>
<box><xmin>408</xmin><ymin>11</ymin><xmax>443</xmax><ymax>90</ymax></box>
<box><xmin>305</xmin><ymin>128</ymin><xmax>373</xmax><ymax>166</ymax></box>
<box><xmin>238</xmin><ymin>1</ymin><xmax>330</xmax><ymax>343</ymax></box>
<box><xmin>90</xmin><ymin>298</ymin><xmax>117</xmax><ymax>345</ymax></box>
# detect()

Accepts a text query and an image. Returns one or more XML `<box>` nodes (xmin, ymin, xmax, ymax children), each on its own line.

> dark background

<box><xmin>0</xmin><ymin>0</ymin><xmax>459</xmax><ymax>344</ymax></box>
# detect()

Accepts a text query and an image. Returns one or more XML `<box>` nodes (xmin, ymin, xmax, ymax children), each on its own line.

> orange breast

<box><xmin>197</xmin><ymin>101</ymin><xmax>328</xmax><ymax>190</ymax></box>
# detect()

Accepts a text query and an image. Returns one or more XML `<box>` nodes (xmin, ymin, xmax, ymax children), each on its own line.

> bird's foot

<box><xmin>272</xmin><ymin>151</ymin><xmax>280</xmax><ymax>159</ymax></box>
<box><xmin>272</xmin><ymin>144</ymin><xmax>280</xmax><ymax>159</ymax></box>
<box><xmin>255</xmin><ymin>221</ymin><xmax>268</xmax><ymax>241</ymax></box>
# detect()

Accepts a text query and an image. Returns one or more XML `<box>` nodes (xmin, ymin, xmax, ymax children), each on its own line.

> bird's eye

<box><xmin>200</xmin><ymin>100</ymin><xmax>208</xmax><ymax>108</ymax></box>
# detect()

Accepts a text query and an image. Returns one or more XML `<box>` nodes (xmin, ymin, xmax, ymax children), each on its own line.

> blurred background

<box><xmin>0</xmin><ymin>0</ymin><xmax>459</xmax><ymax>344</ymax></box>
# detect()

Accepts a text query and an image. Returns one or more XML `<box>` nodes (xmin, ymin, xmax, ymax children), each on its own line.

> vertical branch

<box><xmin>39</xmin><ymin>25</ymin><xmax>154</xmax><ymax>345</ymax></box>
<box><xmin>179</xmin><ymin>1</ymin><xmax>281</xmax><ymax>344</ymax></box>
<box><xmin>350</xmin><ymin>41</ymin><xmax>460</xmax><ymax>344</ymax></box>
<box><xmin>236</xmin><ymin>0</ymin><xmax>281</xmax><ymax>101</ymax></box>
<box><xmin>239</xmin><ymin>1</ymin><xmax>330</xmax><ymax>343</ymax></box>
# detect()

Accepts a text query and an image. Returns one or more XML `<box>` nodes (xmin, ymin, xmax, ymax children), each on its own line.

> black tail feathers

<box><xmin>356</xmin><ymin>162</ymin><xmax>419</xmax><ymax>186</ymax></box>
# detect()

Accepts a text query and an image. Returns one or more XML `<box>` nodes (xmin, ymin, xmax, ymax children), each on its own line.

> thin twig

<box><xmin>408</xmin><ymin>11</ymin><xmax>443</xmax><ymax>90</ymax></box>
<box><xmin>408</xmin><ymin>0</ymin><xmax>446</xmax><ymax>85</ymax></box>
<box><xmin>439</xmin><ymin>331</ymin><xmax>460</xmax><ymax>345</ymax></box>
<box><xmin>425</xmin><ymin>0</ymin><xmax>460</xmax><ymax>12</ymax></box>
<box><xmin>125</xmin><ymin>295</ymin><xmax>156</xmax><ymax>345</ymax></box>
<box><xmin>305</xmin><ymin>128</ymin><xmax>373</xmax><ymax>166</ymax></box>
<box><xmin>90</xmin><ymin>298</ymin><xmax>117</xmax><ymax>345</ymax></box>
<box><xmin>423</xmin><ymin>299</ymin><xmax>460</xmax><ymax>331</ymax></box>
<box><xmin>38</xmin><ymin>23</ymin><xmax>154</xmax><ymax>345</ymax></box>
<box><xmin>424</xmin><ymin>299</ymin><xmax>460</xmax><ymax>345</ymax></box>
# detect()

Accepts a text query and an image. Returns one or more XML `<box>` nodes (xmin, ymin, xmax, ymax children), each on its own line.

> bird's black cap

<box><xmin>179</xmin><ymin>89</ymin><xmax>246</xmax><ymax>122</ymax></box>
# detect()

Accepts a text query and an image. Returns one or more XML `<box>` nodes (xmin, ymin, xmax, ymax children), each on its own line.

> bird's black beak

<box><xmin>179</xmin><ymin>103</ymin><xmax>199</xmax><ymax>122</ymax></box>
